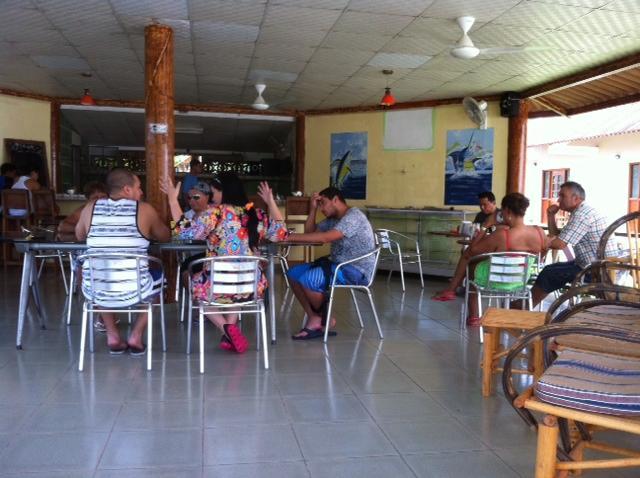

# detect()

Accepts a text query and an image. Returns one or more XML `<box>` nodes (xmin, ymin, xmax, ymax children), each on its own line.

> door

<box><xmin>629</xmin><ymin>163</ymin><xmax>640</xmax><ymax>213</ymax></box>
<box><xmin>541</xmin><ymin>169</ymin><xmax>569</xmax><ymax>224</ymax></box>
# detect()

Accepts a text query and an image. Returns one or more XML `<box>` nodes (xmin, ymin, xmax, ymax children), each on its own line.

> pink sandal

<box><xmin>223</xmin><ymin>324</ymin><xmax>249</xmax><ymax>354</ymax></box>
<box><xmin>431</xmin><ymin>290</ymin><xmax>457</xmax><ymax>302</ymax></box>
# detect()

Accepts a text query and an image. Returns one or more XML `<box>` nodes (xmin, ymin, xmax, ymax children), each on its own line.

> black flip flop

<box><xmin>128</xmin><ymin>345</ymin><xmax>147</xmax><ymax>356</ymax></box>
<box><xmin>108</xmin><ymin>343</ymin><xmax>128</xmax><ymax>355</ymax></box>
<box><xmin>291</xmin><ymin>328</ymin><xmax>337</xmax><ymax>341</ymax></box>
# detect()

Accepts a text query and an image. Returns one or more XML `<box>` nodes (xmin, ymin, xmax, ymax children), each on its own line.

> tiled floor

<box><xmin>0</xmin><ymin>266</ymin><xmax>637</xmax><ymax>477</ymax></box>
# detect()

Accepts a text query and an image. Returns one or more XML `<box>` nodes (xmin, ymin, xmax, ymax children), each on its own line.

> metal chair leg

<box><xmin>417</xmin><ymin>252</ymin><xmax>425</xmax><ymax>288</ymax></box>
<box><xmin>78</xmin><ymin>302</ymin><xmax>88</xmax><ymax>371</ymax></box>
<box><xmin>350</xmin><ymin>289</ymin><xmax>364</xmax><ymax>328</ymax></box>
<box><xmin>199</xmin><ymin>306</ymin><xmax>205</xmax><ymax>374</ymax></box>
<box><xmin>147</xmin><ymin>303</ymin><xmax>152</xmax><ymax>371</ymax></box>
<box><xmin>260</xmin><ymin>303</ymin><xmax>269</xmax><ymax>369</ymax></box>
<box><xmin>367</xmin><ymin>289</ymin><xmax>384</xmax><ymax>339</ymax></box>
<box><xmin>186</xmin><ymin>294</ymin><xmax>193</xmax><ymax>354</ymax></box>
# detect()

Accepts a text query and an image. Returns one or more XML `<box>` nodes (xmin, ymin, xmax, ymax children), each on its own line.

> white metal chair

<box><xmin>303</xmin><ymin>248</ymin><xmax>384</xmax><ymax>343</ymax></box>
<box><xmin>77</xmin><ymin>252</ymin><xmax>166</xmax><ymax>372</ymax></box>
<box><xmin>462</xmin><ymin>252</ymin><xmax>539</xmax><ymax>339</ymax></box>
<box><xmin>375</xmin><ymin>229</ymin><xmax>424</xmax><ymax>291</ymax></box>
<box><xmin>187</xmin><ymin>255</ymin><xmax>269</xmax><ymax>373</ymax></box>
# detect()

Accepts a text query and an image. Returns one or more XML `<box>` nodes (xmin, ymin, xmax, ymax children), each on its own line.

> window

<box><xmin>629</xmin><ymin>163</ymin><xmax>640</xmax><ymax>212</ymax></box>
<box><xmin>541</xmin><ymin>169</ymin><xmax>569</xmax><ymax>224</ymax></box>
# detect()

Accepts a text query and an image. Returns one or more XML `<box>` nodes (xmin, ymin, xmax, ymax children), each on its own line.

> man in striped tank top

<box><xmin>75</xmin><ymin>169</ymin><xmax>170</xmax><ymax>355</ymax></box>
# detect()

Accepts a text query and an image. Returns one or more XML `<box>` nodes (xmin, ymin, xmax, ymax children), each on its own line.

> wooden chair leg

<box><xmin>536</xmin><ymin>415</ymin><xmax>559</xmax><ymax>478</ymax></box>
<box><xmin>482</xmin><ymin>327</ymin><xmax>497</xmax><ymax>397</ymax></box>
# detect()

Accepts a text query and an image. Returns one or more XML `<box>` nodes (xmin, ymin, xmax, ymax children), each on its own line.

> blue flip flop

<box><xmin>292</xmin><ymin>328</ymin><xmax>337</xmax><ymax>340</ymax></box>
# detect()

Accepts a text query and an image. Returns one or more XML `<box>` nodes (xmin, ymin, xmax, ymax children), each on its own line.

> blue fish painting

<box><xmin>330</xmin><ymin>132</ymin><xmax>367</xmax><ymax>199</ymax></box>
<box><xmin>444</xmin><ymin>128</ymin><xmax>494</xmax><ymax>205</ymax></box>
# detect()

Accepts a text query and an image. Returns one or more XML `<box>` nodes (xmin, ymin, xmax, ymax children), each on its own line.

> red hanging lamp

<box><xmin>80</xmin><ymin>88</ymin><xmax>96</xmax><ymax>106</ymax></box>
<box><xmin>379</xmin><ymin>69</ymin><xmax>396</xmax><ymax>107</ymax></box>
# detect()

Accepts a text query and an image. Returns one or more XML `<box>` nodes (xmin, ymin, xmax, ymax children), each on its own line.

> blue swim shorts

<box><xmin>287</xmin><ymin>261</ymin><xmax>367</xmax><ymax>293</ymax></box>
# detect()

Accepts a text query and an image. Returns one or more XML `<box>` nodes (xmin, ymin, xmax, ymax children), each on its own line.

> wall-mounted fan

<box><xmin>462</xmin><ymin>96</ymin><xmax>487</xmax><ymax>130</ymax></box>
<box><xmin>451</xmin><ymin>16</ymin><xmax>543</xmax><ymax>60</ymax></box>
<box><xmin>252</xmin><ymin>83</ymin><xmax>269</xmax><ymax>110</ymax></box>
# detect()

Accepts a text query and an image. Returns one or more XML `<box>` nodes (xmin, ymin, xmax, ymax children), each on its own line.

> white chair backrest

<box><xmin>190</xmin><ymin>256</ymin><xmax>267</xmax><ymax>304</ymax></box>
<box><xmin>487</xmin><ymin>253</ymin><xmax>536</xmax><ymax>289</ymax></box>
<box><xmin>79</xmin><ymin>252</ymin><xmax>157</xmax><ymax>305</ymax></box>
<box><xmin>375</xmin><ymin>229</ymin><xmax>392</xmax><ymax>249</ymax></box>
<box><xmin>364</xmin><ymin>247</ymin><xmax>382</xmax><ymax>287</ymax></box>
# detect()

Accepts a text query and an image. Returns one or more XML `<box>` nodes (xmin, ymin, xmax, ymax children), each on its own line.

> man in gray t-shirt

<box><xmin>287</xmin><ymin>187</ymin><xmax>376</xmax><ymax>340</ymax></box>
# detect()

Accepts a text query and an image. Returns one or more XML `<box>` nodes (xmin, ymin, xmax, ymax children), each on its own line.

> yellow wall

<box><xmin>0</xmin><ymin>93</ymin><xmax>51</xmax><ymax>176</ymax></box>
<box><xmin>304</xmin><ymin>102</ymin><xmax>508</xmax><ymax>210</ymax></box>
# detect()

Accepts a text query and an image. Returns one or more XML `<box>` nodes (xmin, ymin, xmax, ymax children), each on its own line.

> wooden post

<box><xmin>144</xmin><ymin>23</ymin><xmax>174</xmax><ymax>218</ymax></box>
<box><xmin>295</xmin><ymin>113</ymin><xmax>305</xmax><ymax>193</ymax></box>
<box><xmin>482</xmin><ymin>328</ymin><xmax>496</xmax><ymax>397</ymax></box>
<box><xmin>507</xmin><ymin>99</ymin><xmax>530</xmax><ymax>194</ymax></box>
<box><xmin>145</xmin><ymin>23</ymin><xmax>175</xmax><ymax>301</ymax></box>
<box><xmin>536</xmin><ymin>414</ymin><xmax>559</xmax><ymax>478</ymax></box>
<box><xmin>50</xmin><ymin>101</ymin><xmax>60</xmax><ymax>191</ymax></box>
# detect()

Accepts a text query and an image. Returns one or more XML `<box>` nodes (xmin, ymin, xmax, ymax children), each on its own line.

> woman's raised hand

<box><xmin>257</xmin><ymin>181</ymin><xmax>275</xmax><ymax>205</ymax></box>
<box><xmin>159</xmin><ymin>177</ymin><xmax>181</xmax><ymax>203</ymax></box>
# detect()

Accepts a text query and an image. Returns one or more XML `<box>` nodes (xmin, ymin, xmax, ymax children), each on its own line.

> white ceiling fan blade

<box><xmin>478</xmin><ymin>46</ymin><xmax>550</xmax><ymax>55</ymax></box>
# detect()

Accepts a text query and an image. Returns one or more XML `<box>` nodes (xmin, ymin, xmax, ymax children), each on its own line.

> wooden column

<box><xmin>506</xmin><ymin>99</ymin><xmax>530</xmax><ymax>194</ymax></box>
<box><xmin>144</xmin><ymin>24</ymin><xmax>174</xmax><ymax>219</ymax></box>
<box><xmin>50</xmin><ymin>101</ymin><xmax>60</xmax><ymax>191</ymax></box>
<box><xmin>295</xmin><ymin>113</ymin><xmax>305</xmax><ymax>193</ymax></box>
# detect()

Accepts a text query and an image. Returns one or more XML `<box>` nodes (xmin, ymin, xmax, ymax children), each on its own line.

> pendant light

<box><xmin>379</xmin><ymin>69</ymin><xmax>396</xmax><ymax>107</ymax></box>
<box><xmin>80</xmin><ymin>88</ymin><xmax>96</xmax><ymax>106</ymax></box>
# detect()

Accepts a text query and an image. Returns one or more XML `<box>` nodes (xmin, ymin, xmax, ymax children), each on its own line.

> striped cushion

<box><xmin>535</xmin><ymin>349</ymin><xmax>640</xmax><ymax>416</ymax></box>
<box><xmin>557</xmin><ymin>305</ymin><xmax>640</xmax><ymax>358</ymax></box>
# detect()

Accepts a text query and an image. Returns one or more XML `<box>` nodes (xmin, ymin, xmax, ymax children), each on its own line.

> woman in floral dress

<box><xmin>161</xmin><ymin>172</ymin><xmax>287</xmax><ymax>353</ymax></box>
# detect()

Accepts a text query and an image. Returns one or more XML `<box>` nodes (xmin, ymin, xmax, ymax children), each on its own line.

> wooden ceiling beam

<box><xmin>521</xmin><ymin>52</ymin><xmax>640</xmax><ymax>99</ymax></box>
<box><xmin>529</xmin><ymin>97</ymin><xmax>568</xmax><ymax>117</ymax></box>
<box><xmin>566</xmin><ymin>92</ymin><xmax>640</xmax><ymax>116</ymax></box>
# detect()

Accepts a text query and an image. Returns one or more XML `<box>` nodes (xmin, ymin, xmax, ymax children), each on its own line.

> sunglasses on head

<box><xmin>188</xmin><ymin>194</ymin><xmax>202</xmax><ymax>200</ymax></box>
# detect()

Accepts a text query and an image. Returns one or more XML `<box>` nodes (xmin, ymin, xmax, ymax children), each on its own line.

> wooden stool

<box><xmin>481</xmin><ymin>307</ymin><xmax>546</xmax><ymax>397</ymax></box>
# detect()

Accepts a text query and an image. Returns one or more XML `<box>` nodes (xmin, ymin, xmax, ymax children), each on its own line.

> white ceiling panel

<box><xmin>382</xmin><ymin>36</ymin><xmax>449</xmax><ymax>56</ymax></box>
<box><xmin>471</xmin><ymin>24</ymin><xmax>550</xmax><ymax>47</ymax></box>
<box><xmin>421</xmin><ymin>0</ymin><xmax>521</xmax><ymax>22</ymax></box>
<box><xmin>270</xmin><ymin>0</ymin><xmax>349</xmax><ymax>9</ymax></box>
<box><xmin>110</xmin><ymin>0</ymin><xmax>189</xmax><ymax>20</ymax></box>
<box><xmin>493</xmin><ymin>2</ymin><xmax>592</xmax><ymax>29</ymax></box>
<box><xmin>258</xmin><ymin>26</ymin><xmax>329</xmax><ymax>46</ymax></box>
<box><xmin>321</xmin><ymin>31</ymin><xmax>392</xmax><ymax>51</ymax></box>
<box><xmin>251</xmin><ymin>58</ymin><xmax>308</xmax><ymax>74</ymax></box>
<box><xmin>400</xmin><ymin>16</ymin><xmax>463</xmax><ymax>41</ymax></box>
<box><xmin>192</xmin><ymin>21</ymin><xmax>259</xmax><ymax>43</ymax></box>
<box><xmin>263</xmin><ymin>5</ymin><xmax>341</xmax><ymax>31</ymax></box>
<box><xmin>604</xmin><ymin>0</ymin><xmax>640</xmax><ymax>13</ymax></box>
<box><xmin>187</xmin><ymin>0</ymin><xmax>266</xmax><ymax>25</ymax></box>
<box><xmin>367</xmin><ymin>52</ymin><xmax>431</xmax><ymax>69</ymax></box>
<box><xmin>311</xmin><ymin>48</ymin><xmax>374</xmax><ymax>66</ymax></box>
<box><xmin>332</xmin><ymin>11</ymin><xmax>414</xmax><ymax>35</ymax></box>
<box><xmin>533</xmin><ymin>0</ymin><xmax>610</xmax><ymax>7</ymax></box>
<box><xmin>347</xmin><ymin>0</ymin><xmax>435</xmax><ymax>16</ymax></box>
<box><xmin>253</xmin><ymin>43</ymin><xmax>316</xmax><ymax>61</ymax></box>
<box><xmin>561</xmin><ymin>9</ymin><xmax>640</xmax><ymax>37</ymax></box>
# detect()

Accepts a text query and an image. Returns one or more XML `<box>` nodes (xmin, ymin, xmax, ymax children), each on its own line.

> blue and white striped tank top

<box><xmin>82</xmin><ymin>198</ymin><xmax>157</xmax><ymax>307</ymax></box>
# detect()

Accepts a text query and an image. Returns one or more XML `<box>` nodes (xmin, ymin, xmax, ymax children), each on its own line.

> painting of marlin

<box><xmin>330</xmin><ymin>131</ymin><xmax>367</xmax><ymax>199</ymax></box>
<box><xmin>333</xmin><ymin>150</ymin><xmax>352</xmax><ymax>189</ymax></box>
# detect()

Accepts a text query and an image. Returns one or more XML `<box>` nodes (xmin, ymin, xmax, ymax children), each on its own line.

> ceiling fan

<box><xmin>450</xmin><ymin>16</ymin><xmax>543</xmax><ymax>60</ymax></box>
<box><xmin>252</xmin><ymin>83</ymin><xmax>269</xmax><ymax>110</ymax></box>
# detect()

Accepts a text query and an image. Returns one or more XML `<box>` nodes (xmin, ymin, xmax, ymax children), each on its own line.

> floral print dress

<box><xmin>173</xmin><ymin>204</ymin><xmax>288</xmax><ymax>303</ymax></box>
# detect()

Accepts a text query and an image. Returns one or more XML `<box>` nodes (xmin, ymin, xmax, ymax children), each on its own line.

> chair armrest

<box><xmin>331</xmin><ymin>248</ymin><xmax>380</xmax><ymax>287</ymax></box>
<box><xmin>546</xmin><ymin>282</ymin><xmax>640</xmax><ymax>319</ymax></box>
<box><xmin>502</xmin><ymin>323</ymin><xmax>640</xmax><ymax>428</ymax></box>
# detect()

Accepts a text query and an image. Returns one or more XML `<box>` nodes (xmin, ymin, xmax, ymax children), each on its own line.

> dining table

<box><xmin>10</xmin><ymin>235</ymin><xmax>315</xmax><ymax>349</ymax></box>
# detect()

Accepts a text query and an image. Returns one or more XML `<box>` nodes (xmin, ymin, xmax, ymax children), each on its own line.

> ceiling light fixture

<box><xmin>80</xmin><ymin>88</ymin><xmax>96</xmax><ymax>106</ymax></box>
<box><xmin>380</xmin><ymin>69</ymin><xmax>396</xmax><ymax>107</ymax></box>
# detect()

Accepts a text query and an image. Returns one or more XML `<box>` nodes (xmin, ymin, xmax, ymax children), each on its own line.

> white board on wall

<box><xmin>383</xmin><ymin>108</ymin><xmax>434</xmax><ymax>151</ymax></box>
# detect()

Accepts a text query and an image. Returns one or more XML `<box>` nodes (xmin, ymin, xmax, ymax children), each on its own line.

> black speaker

<box><xmin>500</xmin><ymin>92</ymin><xmax>521</xmax><ymax>117</ymax></box>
